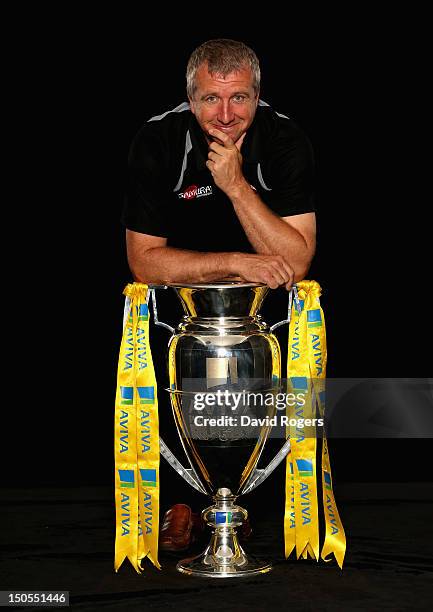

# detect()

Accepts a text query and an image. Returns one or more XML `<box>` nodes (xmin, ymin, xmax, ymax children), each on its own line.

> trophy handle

<box><xmin>147</xmin><ymin>289</ymin><xmax>206</xmax><ymax>493</ymax></box>
<box><xmin>269</xmin><ymin>285</ymin><xmax>301</xmax><ymax>332</ymax></box>
<box><xmin>148</xmin><ymin>286</ymin><xmax>175</xmax><ymax>334</ymax></box>
<box><xmin>159</xmin><ymin>437</ymin><xmax>208</xmax><ymax>495</ymax></box>
<box><xmin>242</xmin><ymin>437</ymin><xmax>291</xmax><ymax>495</ymax></box>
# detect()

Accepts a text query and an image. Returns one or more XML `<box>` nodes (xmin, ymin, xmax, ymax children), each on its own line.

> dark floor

<box><xmin>1</xmin><ymin>483</ymin><xmax>432</xmax><ymax>611</ymax></box>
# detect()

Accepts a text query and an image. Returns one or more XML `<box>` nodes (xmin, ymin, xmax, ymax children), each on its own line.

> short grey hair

<box><xmin>186</xmin><ymin>39</ymin><xmax>261</xmax><ymax>99</ymax></box>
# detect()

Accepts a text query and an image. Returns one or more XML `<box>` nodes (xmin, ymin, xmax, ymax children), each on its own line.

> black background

<box><xmin>18</xmin><ymin>14</ymin><xmax>431</xmax><ymax>492</ymax></box>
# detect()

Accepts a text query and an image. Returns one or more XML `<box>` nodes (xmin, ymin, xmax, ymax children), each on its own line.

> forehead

<box><xmin>194</xmin><ymin>63</ymin><xmax>255</xmax><ymax>93</ymax></box>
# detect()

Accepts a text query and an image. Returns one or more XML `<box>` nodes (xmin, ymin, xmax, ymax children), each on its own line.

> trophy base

<box><xmin>177</xmin><ymin>550</ymin><xmax>272</xmax><ymax>578</ymax></box>
<box><xmin>176</xmin><ymin>488</ymin><xmax>272</xmax><ymax>578</ymax></box>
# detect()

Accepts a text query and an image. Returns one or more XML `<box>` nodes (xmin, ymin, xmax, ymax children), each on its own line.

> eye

<box><xmin>204</xmin><ymin>96</ymin><xmax>218</xmax><ymax>104</ymax></box>
<box><xmin>232</xmin><ymin>95</ymin><xmax>247</xmax><ymax>103</ymax></box>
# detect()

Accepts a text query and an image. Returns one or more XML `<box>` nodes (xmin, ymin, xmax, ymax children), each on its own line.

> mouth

<box><xmin>211</xmin><ymin>124</ymin><xmax>239</xmax><ymax>132</ymax></box>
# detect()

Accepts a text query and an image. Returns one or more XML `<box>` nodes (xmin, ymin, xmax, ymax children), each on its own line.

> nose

<box><xmin>217</xmin><ymin>100</ymin><xmax>235</xmax><ymax>125</ymax></box>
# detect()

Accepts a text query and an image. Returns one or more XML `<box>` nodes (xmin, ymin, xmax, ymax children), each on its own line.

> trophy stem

<box><xmin>176</xmin><ymin>488</ymin><xmax>272</xmax><ymax>578</ymax></box>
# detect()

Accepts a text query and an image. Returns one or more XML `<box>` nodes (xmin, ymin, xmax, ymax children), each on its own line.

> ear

<box><xmin>188</xmin><ymin>96</ymin><xmax>196</xmax><ymax>115</ymax></box>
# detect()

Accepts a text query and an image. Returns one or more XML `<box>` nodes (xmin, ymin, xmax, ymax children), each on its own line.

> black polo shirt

<box><xmin>122</xmin><ymin>101</ymin><xmax>315</xmax><ymax>253</ymax></box>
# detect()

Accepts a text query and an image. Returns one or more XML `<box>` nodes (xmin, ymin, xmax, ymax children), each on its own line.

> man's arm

<box><xmin>206</xmin><ymin>128</ymin><xmax>316</xmax><ymax>281</ymax></box>
<box><xmin>126</xmin><ymin>230</ymin><xmax>295</xmax><ymax>288</ymax></box>
<box><xmin>230</xmin><ymin>184</ymin><xmax>316</xmax><ymax>281</ymax></box>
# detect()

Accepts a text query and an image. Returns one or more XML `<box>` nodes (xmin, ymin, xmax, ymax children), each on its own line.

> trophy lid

<box><xmin>167</xmin><ymin>281</ymin><xmax>269</xmax><ymax>319</ymax></box>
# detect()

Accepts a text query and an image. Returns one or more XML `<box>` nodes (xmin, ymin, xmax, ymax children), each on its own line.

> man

<box><xmin>122</xmin><ymin>39</ymin><xmax>316</xmax><ymax>550</ymax></box>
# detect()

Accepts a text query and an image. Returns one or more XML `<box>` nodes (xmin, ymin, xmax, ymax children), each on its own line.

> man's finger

<box><xmin>208</xmin><ymin>128</ymin><xmax>236</xmax><ymax>148</ymax></box>
<box><xmin>268</xmin><ymin>264</ymin><xmax>288</xmax><ymax>286</ymax></box>
<box><xmin>280</xmin><ymin>259</ymin><xmax>294</xmax><ymax>282</ymax></box>
<box><xmin>208</xmin><ymin>141</ymin><xmax>226</xmax><ymax>155</ymax></box>
<box><xmin>270</xmin><ymin>255</ymin><xmax>294</xmax><ymax>283</ymax></box>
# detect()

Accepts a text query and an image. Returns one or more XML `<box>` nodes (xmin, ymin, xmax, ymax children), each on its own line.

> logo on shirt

<box><xmin>178</xmin><ymin>184</ymin><xmax>213</xmax><ymax>200</ymax></box>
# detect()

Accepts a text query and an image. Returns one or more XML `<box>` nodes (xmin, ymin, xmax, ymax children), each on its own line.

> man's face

<box><xmin>189</xmin><ymin>63</ymin><xmax>259</xmax><ymax>145</ymax></box>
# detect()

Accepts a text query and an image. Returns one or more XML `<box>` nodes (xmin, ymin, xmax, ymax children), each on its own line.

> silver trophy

<box><xmin>151</xmin><ymin>282</ymin><xmax>293</xmax><ymax>578</ymax></box>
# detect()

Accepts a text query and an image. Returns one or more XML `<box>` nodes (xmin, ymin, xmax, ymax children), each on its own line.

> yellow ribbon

<box><xmin>114</xmin><ymin>283</ymin><xmax>160</xmax><ymax>573</ymax></box>
<box><xmin>285</xmin><ymin>280</ymin><xmax>346</xmax><ymax>568</ymax></box>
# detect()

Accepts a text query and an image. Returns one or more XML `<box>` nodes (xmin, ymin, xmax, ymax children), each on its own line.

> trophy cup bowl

<box><xmin>155</xmin><ymin>281</ymin><xmax>290</xmax><ymax>578</ymax></box>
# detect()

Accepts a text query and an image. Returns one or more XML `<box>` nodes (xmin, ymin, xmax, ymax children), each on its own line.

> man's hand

<box><xmin>206</xmin><ymin>128</ymin><xmax>247</xmax><ymax>196</ymax></box>
<box><xmin>230</xmin><ymin>253</ymin><xmax>295</xmax><ymax>290</ymax></box>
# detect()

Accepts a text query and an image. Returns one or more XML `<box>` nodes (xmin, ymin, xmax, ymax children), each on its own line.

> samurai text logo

<box><xmin>178</xmin><ymin>185</ymin><xmax>213</xmax><ymax>199</ymax></box>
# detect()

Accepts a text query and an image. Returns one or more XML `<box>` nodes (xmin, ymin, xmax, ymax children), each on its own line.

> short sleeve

<box><xmin>261</xmin><ymin>124</ymin><xmax>316</xmax><ymax>217</ymax></box>
<box><xmin>121</xmin><ymin>124</ymin><xmax>171</xmax><ymax>237</ymax></box>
